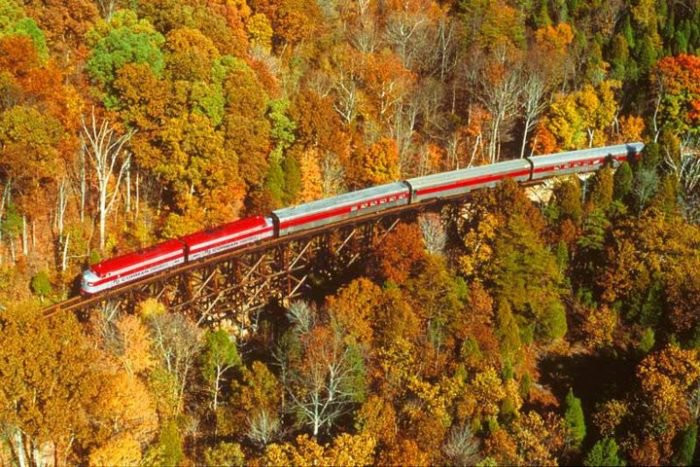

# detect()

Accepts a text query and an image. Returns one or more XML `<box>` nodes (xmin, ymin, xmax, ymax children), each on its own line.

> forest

<box><xmin>0</xmin><ymin>0</ymin><xmax>699</xmax><ymax>465</ymax></box>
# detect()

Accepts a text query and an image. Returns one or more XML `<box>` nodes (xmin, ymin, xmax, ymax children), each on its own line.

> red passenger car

<box><xmin>180</xmin><ymin>216</ymin><xmax>274</xmax><ymax>261</ymax></box>
<box><xmin>81</xmin><ymin>239</ymin><xmax>186</xmax><ymax>294</ymax></box>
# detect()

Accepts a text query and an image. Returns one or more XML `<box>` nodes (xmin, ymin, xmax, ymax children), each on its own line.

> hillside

<box><xmin>0</xmin><ymin>0</ymin><xmax>699</xmax><ymax>465</ymax></box>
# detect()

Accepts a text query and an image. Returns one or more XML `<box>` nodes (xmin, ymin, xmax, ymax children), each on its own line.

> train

<box><xmin>80</xmin><ymin>142</ymin><xmax>644</xmax><ymax>294</ymax></box>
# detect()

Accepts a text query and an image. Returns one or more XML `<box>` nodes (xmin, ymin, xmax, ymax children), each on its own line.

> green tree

<box><xmin>30</xmin><ymin>270</ymin><xmax>51</xmax><ymax>301</ymax></box>
<box><xmin>673</xmin><ymin>423</ymin><xmax>697</xmax><ymax>466</ymax></box>
<box><xmin>564</xmin><ymin>388</ymin><xmax>586</xmax><ymax>449</ymax></box>
<box><xmin>554</xmin><ymin>177</ymin><xmax>583</xmax><ymax>224</ymax></box>
<box><xmin>491</xmin><ymin>214</ymin><xmax>564</xmax><ymax>344</ymax></box>
<box><xmin>496</xmin><ymin>300</ymin><xmax>522</xmax><ymax>358</ymax></box>
<box><xmin>537</xmin><ymin>301</ymin><xmax>568</xmax><ymax>342</ymax></box>
<box><xmin>589</xmin><ymin>168</ymin><xmax>614</xmax><ymax>211</ymax></box>
<box><xmin>201</xmin><ymin>330</ymin><xmax>241</xmax><ymax>410</ymax></box>
<box><xmin>613</xmin><ymin>162</ymin><xmax>633</xmax><ymax>201</ymax></box>
<box><xmin>584</xmin><ymin>438</ymin><xmax>625</xmax><ymax>466</ymax></box>
<box><xmin>632</xmin><ymin>168</ymin><xmax>659</xmax><ymax>214</ymax></box>
<box><xmin>575</xmin><ymin>208</ymin><xmax>610</xmax><ymax>280</ymax></box>
<box><xmin>203</xmin><ymin>442</ymin><xmax>245</xmax><ymax>466</ymax></box>
<box><xmin>282</xmin><ymin>153</ymin><xmax>301</xmax><ymax>204</ymax></box>
<box><xmin>86</xmin><ymin>10</ymin><xmax>165</xmax><ymax>105</ymax></box>
<box><xmin>157</xmin><ymin>419</ymin><xmax>183</xmax><ymax>466</ymax></box>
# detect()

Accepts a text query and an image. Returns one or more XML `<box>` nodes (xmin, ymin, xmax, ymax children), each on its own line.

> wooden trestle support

<box><xmin>62</xmin><ymin>211</ymin><xmax>412</xmax><ymax>332</ymax></box>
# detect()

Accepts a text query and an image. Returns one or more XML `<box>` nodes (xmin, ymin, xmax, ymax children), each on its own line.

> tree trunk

<box><xmin>520</xmin><ymin>116</ymin><xmax>532</xmax><ymax>159</ymax></box>
<box><xmin>213</xmin><ymin>366</ymin><xmax>222</xmax><ymax>411</ymax></box>
<box><xmin>99</xmin><ymin>184</ymin><xmax>107</xmax><ymax>250</ymax></box>
<box><xmin>125</xmin><ymin>162</ymin><xmax>131</xmax><ymax>214</ymax></box>
<box><xmin>22</xmin><ymin>215</ymin><xmax>27</xmax><ymax>256</ymax></box>
<box><xmin>61</xmin><ymin>233</ymin><xmax>70</xmax><ymax>272</ymax></box>
<box><xmin>10</xmin><ymin>232</ymin><xmax>15</xmax><ymax>262</ymax></box>
<box><xmin>57</xmin><ymin>178</ymin><xmax>67</xmax><ymax>239</ymax></box>
<box><xmin>80</xmin><ymin>141</ymin><xmax>86</xmax><ymax>223</ymax></box>
<box><xmin>135</xmin><ymin>170</ymin><xmax>140</xmax><ymax>221</ymax></box>
<box><xmin>490</xmin><ymin>116</ymin><xmax>501</xmax><ymax>164</ymax></box>
<box><xmin>13</xmin><ymin>429</ymin><xmax>28</xmax><ymax>467</ymax></box>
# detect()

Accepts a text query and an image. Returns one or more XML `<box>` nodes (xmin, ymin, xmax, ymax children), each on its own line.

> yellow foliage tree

<box><xmin>637</xmin><ymin>345</ymin><xmax>700</xmax><ymax>427</ymax></box>
<box><xmin>616</xmin><ymin>115</ymin><xmax>645</xmax><ymax>143</ymax></box>
<box><xmin>88</xmin><ymin>433</ymin><xmax>142</xmax><ymax>467</ymax></box>
<box><xmin>581</xmin><ymin>305</ymin><xmax>618</xmax><ymax>349</ymax></box>
<box><xmin>352</xmin><ymin>138</ymin><xmax>400</xmax><ymax>187</ymax></box>
<box><xmin>115</xmin><ymin>314</ymin><xmax>156</xmax><ymax>376</ymax></box>
<box><xmin>262</xmin><ymin>433</ymin><xmax>376</xmax><ymax>466</ymax></box>
<box><xmin>326</xmin><ymin>278</ymin><xmax>382</xmax><ymax>346</ymax></box>
<box><xmin>541</xmin><ymin>80</ymin><xmax>621</xmax><ymax>149</ymax></box>
<box><xmin>246</xmin><ymin>13</ymin><xmax>273</xmax><ymax>53</ymax></box>
<box><xmin>298</xmin><ymin>147</ymin><xmax>323</xmax><ymax>203</ymax></box>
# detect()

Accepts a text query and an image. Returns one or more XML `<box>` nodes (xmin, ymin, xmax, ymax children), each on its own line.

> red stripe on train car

<box><xmin>415</xmin><ymin>169</ymin><xmax>531</xmax><ymax>196</ymax></box>
<box><xmin>92</xmin><ymin>239</ymin><xmax>184</xmax><ymax>277</ymax></box>
<box><xmin>280</xmin><ymin>192</ymin><xmax>409</xmax><ymax>229</ymax></box>
<box><xmin>89</xmin><ymin>254</ymin><xmax>185</xmax><ymax>286</ymax></box>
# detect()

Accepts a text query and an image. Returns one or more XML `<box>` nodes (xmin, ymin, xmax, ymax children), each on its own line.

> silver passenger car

<box><xmin>272</xmin><ymin>182</ymin><xmax>410</xmax><ymax>237</ymax></box>
<box><xmin>529</xmin><ymin>142</ymin><xmax>644</xmax><ymax>180</ymax></box>
<box><xmin>406</xmin><ymin>159</ymin><xmax>531</xmax><ymax>204</ymax></box>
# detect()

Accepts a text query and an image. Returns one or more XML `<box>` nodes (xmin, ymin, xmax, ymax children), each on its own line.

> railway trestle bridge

<box><xmin>42</xmin><ymin>171</ymin><xmax>599</xmax><ymax>331</ymax></box>
<box><xmin>45</xmin><ymin>201</ymin><xmax>441</xmax><ymax>331</ymax></box>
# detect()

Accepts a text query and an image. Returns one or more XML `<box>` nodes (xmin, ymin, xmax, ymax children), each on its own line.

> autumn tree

<box><xmin>0</xmin><ymin>303</ymin><xmax>102</xmax><ymax>465</ymax></box>
<box><xmin>114</xmin><ymin>314</ymin><xmax>156</xmax><ymax>376</ymax></box>
<box><xmin>326</xmin><ymin>278</ymin><xmax>383</xmax><ymax>347</ymax></box>
<box><xmin>539</xmin><ymin>80</ymin><xmax>621</xmax><ymax>149</ymax></box>
<box><xmin>82</xmin><ymin>108</ymin><xmax>133</xmax><ymax>250</ymax></box>
<box><xmin>22</xmin><ymin>0</ymin><xmax>98</xmax><ymax>59</ymax></box>
<box><xmin>88</xmin><ymin>368</ymin><xmax>158</xmax><ymax>465</ymax></box>
<box><xmin>222</xmin><ymin>59</ymin><xmax>271</xmax><ymax>192</ymax></box>
<box><xmin>0</xmin><ymin>105</ymin><xmax>63</xmax><ymax>227</ymax></box>
<box><xmin>373</xmin><ymin>222</ymin><xmax>426</xmax><ymax>285</ymax></box>
<box><xmin>0</xmin><ymin>1</ymin><xmax>49</xmax><ymax>60</ymax></box>
<box><xmin>250</xmin><ymin>0</ymin><xmax>322</xmax><ymax>50</ymax></box>
<box><xmin>227</xmin><ymin>360</ymin><xmax>283</xmax><ymax>444</ymax></box>
<box><xmin>146</xmin><ymin>311</ymin><xmax>202</xmax><ymax>416</ymax></box>
<box><xmin>275</xmin><ymin>314</ymin><xmax>366</xmax><ymax>437</ymax></box>
<box><xmin>652</xmin><ymin>54</ymin><xmax>700</xmax><ymax>144</ymax></box>
<box><xmin>350</xmin><ymin>138</ymin><xmax>400</xmax><ymax>188</ymax></box>
<box><xmin>86</xmin><ymin>10</ymin><xmax>165</xmax><ymax>106</ymax></box>
<box><xmin>201</xmin><ymin>329</ymin><xmax>241</xmax><ymax>410</ymax></box>
<box><xmin>164</xmin><ymin>27</ymin><xmax>219</xmax><ymax>82</ymax></box>
<box><xmin>157</xmin><ymin>112</ymin><xmax>243</xmax><ymax>235</ymax></box>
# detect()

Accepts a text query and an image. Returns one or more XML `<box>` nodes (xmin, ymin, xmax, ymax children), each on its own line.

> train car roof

<box><xmin>273</xmin><ymin>182</ymin><xmax>408</xmax><ymax>221</ymax></box>
<box><xmin>528</xmin><ymin>142</ymin><xmax>644</xmax><ymax>166</ymax></box>
<box><xmin>180</xmin><ymin>216</ymin><xmax>271</xmax><ymax>247</ymax></box>
<box><xmin>92</xmin><ymin>238</ymin><xmax>184</xmax><ymax>277</ymax></box>
<box><xmin>406</xmin><ymin>158</ymin><xmax>530</xmax><ymax>190</ymax></box>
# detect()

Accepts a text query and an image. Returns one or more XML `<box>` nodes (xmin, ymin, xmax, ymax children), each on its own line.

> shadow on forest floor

<box><xmin>538</xmin><ymin>349</ymin><xmax>640</xmax><ymax>415</ymax></box>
